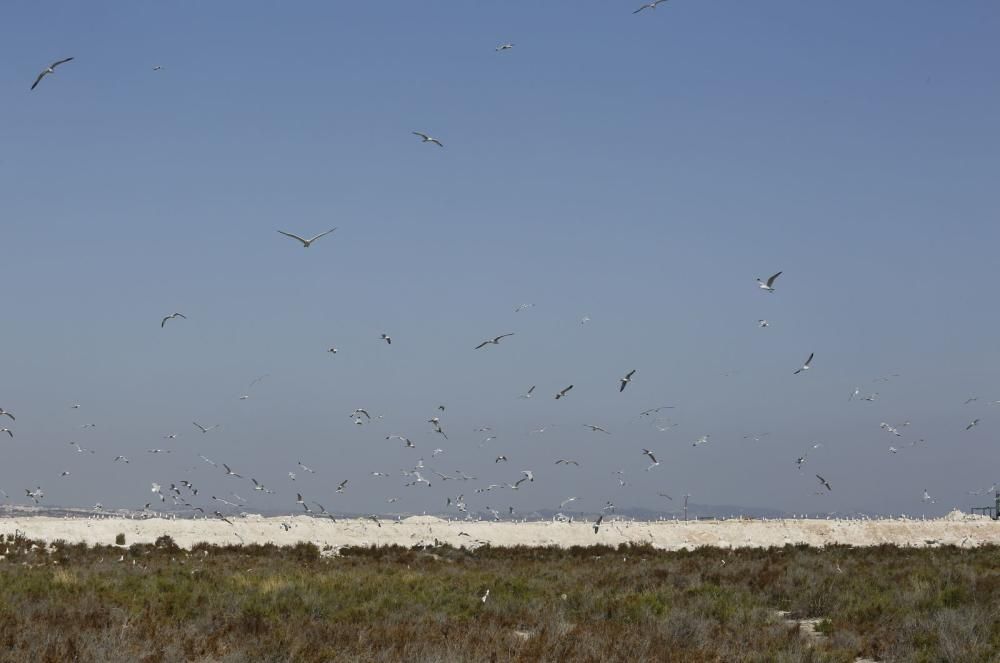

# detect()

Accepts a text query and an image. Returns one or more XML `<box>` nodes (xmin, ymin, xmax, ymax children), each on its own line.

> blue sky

<box><xmin>1</xmin><ymin>1</ymin><xmax>998</xmax><ymax>517</ymax></box>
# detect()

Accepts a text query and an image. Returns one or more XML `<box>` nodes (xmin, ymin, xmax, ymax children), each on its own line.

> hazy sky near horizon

<box><xmin>1</xmin><ymin>1</ymin><xmax>998</xmax><ymax>518</ymax></box>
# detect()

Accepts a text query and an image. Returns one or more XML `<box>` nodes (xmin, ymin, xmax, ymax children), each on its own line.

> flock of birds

<box><xmin>6</xmin><ymin>6</ymin><xmax>995</xmax><ymax>536</ymax></box>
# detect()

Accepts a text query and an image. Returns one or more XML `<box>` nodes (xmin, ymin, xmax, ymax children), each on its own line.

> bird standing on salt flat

<box><xmin>30</xmin><ymin>57</ymin><xmax>74</xmax><ymax>90</ymax></box>
<box><xmin>633</xmin><ymin>0</ymin><xmax>669</xmax><ymax>13</ymax></box>
<box><xmin>756</xmin><ymin>271</ymin><xmax>782</xmax><ymax>292</ymax></box>
<box><xmin>793</xmin><ymin>353</ymin><xmax>814</xmax><ymax>375</ymax></box>
<box><xmin>277</xmin><ymin>228</ymin><xmax>336</xmax><ymax>248</ymax></box>
<box><xmin>619</xmin><ymin>369</ymin><xmax>636</xmax><ymax>393</ymax></box>
<box><xmin>412</xmin><ymin>132</ymin><xmax>443</xmax><ymax>147</ymax></box>
<box><xmin>475</xmin><ymin>333</ymin><xmax>514</xmax><ymax>349</ymax></box>
<box><xmin>161</xmin><ymin>312</ymin><xmax>187</xmax><ymax>328</ymax></box>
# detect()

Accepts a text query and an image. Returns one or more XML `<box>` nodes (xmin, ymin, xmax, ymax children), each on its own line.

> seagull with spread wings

<box><xmin>816</xmin><ymin>474</ymin><xmax>832</xmax><ymax>491</ymax></box>
<box><xmin>161</xmin><ymin>312</ymin><xmax>187</xmax><ymax>328</ymax></box>
<box><xmin>793</xmin><ymin>353</ymin><xmax>814</xmax><ymax>375</ymax></box>
<box><xmin>475</xmin><ymin>333</ymin><xmax>514</xmax><ymax>349</ymax></box>
<box><xmin>277</xmin><ymin>228</ymin><xmax>336</xmax><ymax>248</ymax></box>
<box><xmin>633</xmin><ymin>0</ymin><xmax>669</xmax><ymax>13</ymax></box>
<box><xmin>619</xmin><ymin>369</ymin><xmax>636</xmax><ymax>393</ymax></box>
<box><xmin>757</xmin><ymin>271</ymin><xmax>782</xmax><ymax>292</ymax></box>
<box><xmin>555</xmin><ymin>385</ymin><xmax>574</xmax><ymax>400</ymax></box>
<box><xmin>31</xmin><ymin>57</ymin><xmax>74</xmax><ymax>90</ymax></box>
<box><xmin>193</xmin><ymin>422</ymin><xmax>219</xmax><ymax>434</ymax></box>
<box><xmin>412</xmin><ymin>132</ymin><xmax>443</xmax><ymax>147</ymax></box>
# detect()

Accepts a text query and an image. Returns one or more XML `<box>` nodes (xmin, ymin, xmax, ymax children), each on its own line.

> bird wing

<box><xmin>496</xmin><ymin>333</ymin><xmax>515</xmax><ymax>342</ymax></box>
<box><xmin>160</xmin><ymin>316</ymin><xmax>170</xmax><ymax>327</ymax></box>
<box><xmin>305</xmin><ymin>228</ymin><xmax>337</xmax><ymax>243</ymax></box>
<box><xmin>413</xmin><ymin>132</ymin><xmax>430</xmax><ymax>140</ymax></box>
<box><xmin>193</xmin><ymin>422</ymin><xmax>207</xmax><ymax>432</ymax></box>
<box><xmin>30</xmin><ymin>70</ymin><xmax>48</xmax><ymax>90</ymax></box>
<box><xmin>475</xmin><ymin>341</ymin><xmax>489</xmax><ymax>349</ymax></box>
<box><xmin>563</xmin><ymin>385</ymin><xmax>574</xmax><ymax>394</ymax></box>
<box><xmin>619</xmin><ymin>380</ymin><xmax>627</xmax><ymax>393</ymax></box>
<box><xmin>766</xmin><ymin>271</ymin><xmax>782</xmax><ymax>287</ymax></box>
<box><xmin>626</xmin><ymin>370</ymin><xmax>636</xmax><ymax>379</ymax></box>
<box><xmin>277</xmin><ymin>230</ymin><xmax>309</xmax><ymax>245</ymax></box>
<box><xmin>52</xmin><ymin>57</ymin><xmax>74</xmax><ymax>68</ymax></box>
<box><xmin>804</xmin><ymin>353</ymin><xmax>814</xmax><ymax>366</ymax></box>
<box><xmin>633</xmin><ymin>5</ymin><xmax>649</xmax><ymax>13</ymax></box>
<box><xmin>430</xmin><ymin>138</ymin><xmax>444</xmax><ymax>147</ymax></box>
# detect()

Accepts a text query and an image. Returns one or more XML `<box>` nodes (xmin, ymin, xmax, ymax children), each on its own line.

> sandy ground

<box><xmin>1</xmin><ymin>511</ymin><xmax>996</xmax><ymax>551</ymax></box>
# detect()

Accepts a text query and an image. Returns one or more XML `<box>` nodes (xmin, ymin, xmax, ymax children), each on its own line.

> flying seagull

<box><xmin>193</xmin><ymin>422</ymin><xmax>219</xmax><ymax>434</ymax></box>
<box><xmin>554</xmin><ymin>459</ymin><xmax>579</xmax><ymax>466</ymax></box>
<box><xmin>31</xmin><ymin>57</ymin><xmax>74</xmax><ymax>90</ymax></box>
<box><xmin>475</xmin><ymin>333</ymin><xmax>514</xmax><ymax>350</ymax></box>
<box><xmin>639</xmin><ymin>406</ymin><xmax>674</xmax><ymax>416</ymax></box>
<box><xmin>758</xmin><ymin>319</ymin><xmax>769</xmax><ymax>328</ymax></box>
<box><xmin>381</xmin><ymin>333</ymin><xmax>392</xmax><ymax>345</ymax></box>
<box><xmin>756</xmin><ymin>271</ymin><xmax>782</xmax><ymax>293</ymax></box>
<box><xmin>496</xmin><ymin>43</ymin><xmax>514</xmax><ymax>52</ymax></box>
<box><xmin>519</xmin><ymin>385</ymin><xmax>536</xmax><ymax>399</ymax></box>
<box><xmin>412</xmin><ymin>132</ymin><xmax>443</xmax><ymax>147</ymax></box>
<box><xmin>966</xmin><ymin>419</ymin><xmax>980</xmax><ymax>431</ymax></box>
<box><xmin>793</xmin><ymin>353</ymin><xmax>814</xmax><ymax>375</ymax></box>
<box><xmin>277</xmin><ymin>228</ymin><xmax>336</xmax><ymax>248</ymax></box>
<box><xmin>642</xmin><ymin>449</ymin><xmax>659</xmax><ymax>470</ymax></box>
<box><xmin>619</xmin><ymin>369</ymin><xmax>636</xmax><ymax>393</ymax></box>
<box><xmin>816</xmin><ymin>474</ymin><xmax>832</xmax><ymax>491</ymax></box>
<box><xmin>0</xmin><ymin>428</ymin><xmax>12</xmax><ymax>438</ymax></box>
<box><xmin>161</xmin><ymin>312</ymin><xmax>187</xmax><ymax>328</ymax></box>
<box><xmin>583</xmin><ymin>424</ymin><xmax>610</xmax><ymax>434</ymax></box>
<box><xmin>0</xmin><ymin>408</ymin><xmax>13</xmax><ymax>421</ymax></box>
<box><xmin>633</xmin><ymin>0</ymin><xmax>669</xmax><ymax>13</ymax></box>
<box><xmin>222</xmin><ymin>464</ymin><xmax>243</xmax><ymax>479</ymax></box>
<box><xmin>555</xmin><ymin>385</ymin><xmax>574</xmax><ymax>400</ymax></box>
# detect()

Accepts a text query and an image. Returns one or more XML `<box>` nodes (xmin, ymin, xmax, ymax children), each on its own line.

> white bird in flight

<box><xmin>966</xmin><ymin>419</ymin><xmax>980</xmax><ymax>431</ymax></box>
<box><xmin>475</xmin><ymin>333</ymin><xmax>514</xmax><ymax>350</ymax></box>
<box><xmin>519</xmin><ymin>385</ymin><xmax>536</xmax><ymax>399</ymax></box>
<box><xmin>0</xmin><ymin>408</ymin><xmax>13</xmax><ymax>421</ymax></box>
<box><xmin>277</xmin><ymin>228</ymin><xmax>336</xmax><ymax>248</ymax></box>
<box><xmin>0</xmin><ymin>428</ymin><xmax>12</xmax><ymax>438</ymax></box>
<box><xmin>633</xmin><ymin>0</ymin><xmax>669</xmax><ymax>14</ymax></box>
<box><xmin>793</xmin><ymin>353</ymin><xmax>814</xmax><ymax>375</ymax></box>
<box><xmin>642</xmin><ymin>449</ymin><xmax>659</xmax><ymax>471</ymax></box>
<box><xmin>412</xmin><ymin>132</ymin><xmax>443</xmax><ymax>147</ymax></box>
<box><xmin>31</xmin><ymin>57</ymin><xmax>74</xmax><ymax>90</ymax></box>
<box><xmin>193</xmin><ymin>422</ymin><xmax>219</xmax><ymax>434</ymax></box>
<box><xmin>555</xmin><ymin>385</ymin><xmax>574</xmax><ymax>400</ymax></box>
<box><xmin>619</xmin><ymin>369</ymin><xmax>636</xmax><ymax>393</ymax></box>
<box><xmin>757</xmin><ymin>271</ymin><xmax>782</xmax><ymax>292</ymax></box>
<box><xmin>496</xmin><ymin>42</ymin><xmax>514</xmax><ymax>52</ymax></box>
<box><xmin>758</xmin><ymin>319</ymin><xmax>769</xmax><ymax>328</ymax></box>
<box><xmin>584</xmin><ymin>424</ymin><xmax>610</xmax><ymax>434</ymax></box>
